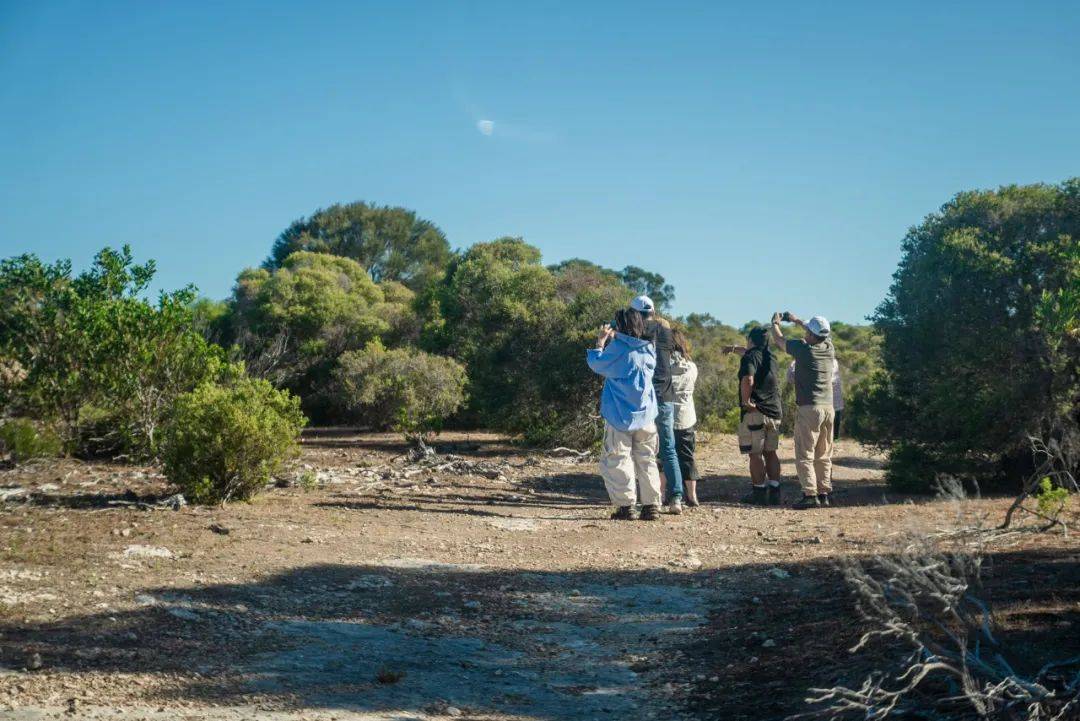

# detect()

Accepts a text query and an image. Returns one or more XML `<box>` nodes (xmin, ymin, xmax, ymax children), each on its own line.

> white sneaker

<box><xmin>667</xmin><ymin>497</ymin><xmax>683</xmax><ymax>515</ymax></box>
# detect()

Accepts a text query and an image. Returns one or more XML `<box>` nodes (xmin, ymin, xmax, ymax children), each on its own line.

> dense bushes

<box><xmin>0</xmin><ymin>419</ymin><xmax>62</xmax><ymax>463</ymax></box>
<box><xmin>419</xmin><ymin>238</ymin><xmax>633</xmax><ymax>447</ymax></box>
<box><xmin>0</xmin><ymin>247</ymin><xmax>227</xmax><ymax>458</ymax></box>
<box><xmin>333</xmin><ymin>342</ymin><xmax>467</xmax><ymax>440</ymax></box>
<box><xmin>851</xmin><ymin>179</ymin><xmax>1080</xmax><ymax>491</ymax></box>
<box><xmin>161</xmin><ymin>377</ymin><xmax>306</xmax><ymax>504</ymax></box>
<box><xmin>224</xmin><ymin>251</ymin><xmax>418</xmax><ymax>420</ymax></box>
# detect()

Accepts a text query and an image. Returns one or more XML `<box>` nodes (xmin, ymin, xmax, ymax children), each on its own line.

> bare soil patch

<box><xmin>0</xmin><ymin>430</ymin><xmax>1074</xmax><ymax>720</ymax></box>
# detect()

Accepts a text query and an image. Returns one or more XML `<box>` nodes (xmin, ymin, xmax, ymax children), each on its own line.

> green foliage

<box><xmin>0</xmin><ymin>246</ymin><xmax>226</xmax><ymax>458</ymax></box>
<box><xmin>225</xmin><ymin>252</ymin><xmax>417</xmax><ymax>418</ymax></box>
<box><xmin>678</xmin><ymin>315</ymin><xmax>881</xmax><ymax>437</ymax></box>
<box><xmin>161</xmin><ymin>377</ymin><xmax>306</xmax><ymax>504</ymax></box>
<box><xmin>618</xmin><ymin>266</ymin><xmax>675</xmax><ymax>311</ymax></box>
<box><xmin>266</xmin><ymin>201</ymin><xmax>451</xmax><ymax>290</ymax></box>
<box><xmin>678</xmin><ymin>314</ymin><xmax>746</xmax><ymax>431</ymax></box>
<box><xmin>422</xmin><ymin>238</ymin><xmax>632</xmax><ymax>447</ymax></box>
<box><xmin>0</xmin><ymin>419</ymin><xmax>62</xmax><ymax>463</ymax></box>
<box><xmin>333</xmin><ymin>341</ymin><xmax>467</xmax><ymax>436</ymax></box>
<box><xmin>1034</xmin><ymin>477</ymin><xmax>1070</xmax><ymax>519</ymax></box>
<box><xmin>855</xmin><ymin>179</ymin><xmax>1080</xmax><ymax>491</ymax></box>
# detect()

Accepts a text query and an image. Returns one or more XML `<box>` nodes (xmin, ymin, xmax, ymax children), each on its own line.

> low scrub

<box><xmin>161</xmin><ymin>378</ymin><xmax>306</xmax><ymax>504</ymax></box>
<box><xmin>0</xmin><ymin>418</ymin><xmax>62</xmax><ymax>463</ymax></box>
<box><xmin>333</xmin><ymin>341</ymin><xmax>467</xmax><ymax>443</ymax></box>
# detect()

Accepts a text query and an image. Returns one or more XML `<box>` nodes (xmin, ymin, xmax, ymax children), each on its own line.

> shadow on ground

<box><xmin>3</xmin><ymin>547</ymin><xmax>1076</xmax><ymax>720</ymax></box>
<box><xmin>1</xmin><ymin>562</ymin><xmax>722</xmax><ymax>719</ymax></box>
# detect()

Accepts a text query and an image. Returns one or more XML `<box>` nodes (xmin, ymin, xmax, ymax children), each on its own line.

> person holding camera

<box><xmin>586</xmin><ymin>308</ymin><xmax>663</xmax><ymax>521</ymax></box>
<box><xmin>723</xmin><ymin>326</ymin><xmax>783</xmax><ymax>505</ymax></box>
<box><xmin>771</xmin><ymin>311</ymin><xmax>836</xmax><ymax>509</ymax></box>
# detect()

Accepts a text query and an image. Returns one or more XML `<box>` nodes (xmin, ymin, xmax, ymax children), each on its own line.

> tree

<box><xmin>333</xmin><ymin>341</ymin><xmax>467</xmax><ymax>447</ymax></box>
<box><xmin>266</xmin><ymin>201</ymin><xmax>452</xmax><ymax>290</ymax></box>
<box><xmin>0</xmin><ymin>246</ymin><xmax>226</xmax><ymax>457</ymax></box>
<box><xmin>852</xmin><ymin>179</ymin><xmax>1080</xmax><ymax>491</ymax></box>
<box><xmin>225</xmin><ymin>251</ymin><xmax>417</xmax><ymax>417</ymax></box>
<box><xmin>421</xmin><ymin>238</ymin><xmax>631</xmax><ymax>446</ymax></box>
<box><xmin>619</xmin><ymin>265</ymin><xmax>675</xmax><ymax>311</ymax></box>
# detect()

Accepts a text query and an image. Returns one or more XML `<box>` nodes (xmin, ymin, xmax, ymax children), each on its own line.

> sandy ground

<box><xmin>0</xmin><ymin>430</ymin><xmax>1076</xmax><ymax>720</ymax></box>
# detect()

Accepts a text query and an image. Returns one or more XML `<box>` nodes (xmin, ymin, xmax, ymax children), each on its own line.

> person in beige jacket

<box><xmin>669</xmin><ymin>328</ymin><xmax>700</xmax><ymax>506</ymax></box>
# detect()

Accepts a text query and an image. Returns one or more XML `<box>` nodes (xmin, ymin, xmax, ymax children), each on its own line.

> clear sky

<box><xmin>1</xmin><ymin>1</ymin><xmax>1077</xmax><ymax>325</ymax></box>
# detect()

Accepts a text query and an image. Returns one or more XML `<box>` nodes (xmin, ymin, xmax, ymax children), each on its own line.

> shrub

<box><xmin>420</xmin><ymin>239</ymin><xmax>633</xmax><ymax>446</ymax></box>
<box><xmin>855</xmin><ymin>179</ymin><xmax>1080</xmax><ymax>492</ymax></box>
<box><xmin>0</xmin><ymin>419</ymin><xmax>62</xmax><ymax>463</ymax></box>
<box><xmin>0</xmin><ymin>246</ymin><xmax>226</xmax><ymax>458</ymax></box>
<box><xmin>161</xmin><ymin>378</ymin><xmax>307</xmax><ymax>504</ymax></box>
<box><xmin>224</xmin><ymin>252</ymin><xmax>418</xmax><ymax>420</ymax></box>
<box><xmin>334</xmin><ymin>342</ymin><xmax>467</xmax><ymax>442</ymax></box>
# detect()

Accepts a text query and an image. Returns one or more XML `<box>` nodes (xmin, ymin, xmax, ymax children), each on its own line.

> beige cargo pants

<box><xmin>794</xmin><ymin>405</ymin><xmax>835</xmax><ymax>496</ymax></box>
<box><xmin>600</xmin><ymin>422</ymin><xmax>662</xmax><ymax>507</ymax></box>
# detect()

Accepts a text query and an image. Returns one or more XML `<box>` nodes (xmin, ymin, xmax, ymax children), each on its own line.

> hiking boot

<box><xmin>817</xmin><ymin>493</ymin><xmax>831</xmax><ymax>507</ymax></box>
<box><xmin>792</xmin><ymin>494</ymin><xmax>821</xmax><ymax>510</ymax></box>
<box><xmin>667</xmin><ymin>497</ymin><xmax>684</xmax><ymax>515</ymax></box>
<box><xmin>766</xmin><ymin>484</ymin><xmax>782</xmax><ymax>506</ymax></box>
<box><xmin>640</xmin><ymin>504</ymin><xmax>661</xmax><ymax>521</ymax></box>
<box><xmin>610</xmin><ymin>505</ymin><xmax>637</xmax><ymax>521</ymax></box>
<box><xmin>741</xmin><ymin>486</ymin><xmax>768</xmax><ymax>506</ymax></box>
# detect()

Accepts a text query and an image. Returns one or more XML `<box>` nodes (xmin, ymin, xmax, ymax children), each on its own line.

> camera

<box><xmin>781</xmin><ymin>311</ymin><xmax>793</xmax><ymax>322</ymax></box>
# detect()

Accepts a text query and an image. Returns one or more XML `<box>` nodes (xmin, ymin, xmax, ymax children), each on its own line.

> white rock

<box><xmin>122</xmin><ymin>545</ymin><xmax>175</xmax><ymax>560</ymax></box>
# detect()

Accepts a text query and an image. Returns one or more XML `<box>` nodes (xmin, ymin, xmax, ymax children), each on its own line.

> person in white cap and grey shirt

<box><xmin>771</xmin><ymin>311</ymin><xmax>836</xmax><ymax>509</ymax></box>
<box><xmin>629</xmin><ymin>295</ymin><xmax>685</xmax><ymax>514</ymax></box>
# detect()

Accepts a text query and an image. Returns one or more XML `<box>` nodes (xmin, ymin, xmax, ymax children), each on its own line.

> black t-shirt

<box><xmin>738</xmin><ymin>345</ymin><xmax>782</xmax><ymax>419</ymax></box>
<box><xmin>645</xmin><ymin>320</ymin><xmax>676</xmax><ymax>403</ymax></box>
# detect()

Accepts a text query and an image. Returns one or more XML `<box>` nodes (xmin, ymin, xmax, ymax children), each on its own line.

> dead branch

<box><xmin>794</xmin><ymin>488</ymin><xmax>1080</xmax><ymax>721</ymax></box>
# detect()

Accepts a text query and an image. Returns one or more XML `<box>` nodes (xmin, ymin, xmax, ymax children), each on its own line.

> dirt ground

<box><xmin>1</xmin><ymin>430</ymin><xmax>1077</xmax><ymax>720</ymax></box>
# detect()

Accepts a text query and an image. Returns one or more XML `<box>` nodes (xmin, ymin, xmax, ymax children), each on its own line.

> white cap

<box><xmin>630</xmin><ymin>295</ymin><xmax>654</xmax><ymax>313</ymax></box>
<box><xmin>807</xmin><ymin>316</ymin><xmax>831</xmax><ymax>337</ymax></box>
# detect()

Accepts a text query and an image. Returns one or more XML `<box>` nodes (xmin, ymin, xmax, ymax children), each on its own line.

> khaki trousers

<box><xmin>600</xmin><ymin>422</ymin><xmax>662</xmax><ymax>507</ymax></box>
<box><xmin>794</xmin><ymin>405</ymin><xmax>834</xmax><ymax>496</ymax></box>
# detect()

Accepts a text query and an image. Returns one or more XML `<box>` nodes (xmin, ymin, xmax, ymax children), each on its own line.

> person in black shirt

<box><xmin>631</xmin><ymin>295</ymin><xmax>684</xmax><ymax>514</ymax></box>
<box><xmin>724</xmin><ymin>326</ymin><xmax>783</xmax><ymax>505</ymax></box>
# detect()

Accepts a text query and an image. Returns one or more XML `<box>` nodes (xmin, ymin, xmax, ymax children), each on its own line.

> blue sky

<box><xmin>1</xmin><ymin>1</ymin><xmax>1077</xmax><ymax>325</ymax></box>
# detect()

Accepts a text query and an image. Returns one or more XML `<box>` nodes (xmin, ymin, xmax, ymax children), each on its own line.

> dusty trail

<box><xmin>0</xmin><ymin>430</ymin><xmax>1062</xmax><ymax>720</ymax></box>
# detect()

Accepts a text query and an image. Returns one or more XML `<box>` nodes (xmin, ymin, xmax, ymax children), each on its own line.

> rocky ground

<box><xmin>0</xmin><ymin>430</ymin><xmax>1076</xmax><ymax>720</ymax></box>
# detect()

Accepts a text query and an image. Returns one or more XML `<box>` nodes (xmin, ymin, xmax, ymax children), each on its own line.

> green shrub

<box><xmin>334</xmin><ymin>341</ymin><xmax>467</xmax><ymax>439</ymax></box>
<box><xmin>1034</xmin><ymin>477</ymin><xmax>1070</xmax><ymax>519</ymax></box>
<box><xmin>0</xmin><ymin>419</ymin><xmax>62</xmax><ymax>463</ymax></box>
<box><xmin>224</xmin><ymin>251</ymin><xmax>419</xmax><ymax>420</ymax></box>
<box><xmin>161</xmin><ymin>378</ymin><xmax>307</xmax><ymax>504</ymax></box>
<box><xmin>857</xmin><ymin>179</ymin><xmax>1080</xmax><ymax>491</ymax></box>
<box><xmin>883</xmin><ymin>444</ymin><xmax>952</xmax><ymax>494</ymax></box>
<box><xmin>0</xmin><ymin>246</ymin><xmax>226</xmax><ymax>458</ymax></box>
<box><xmin>718</xmin><ymin>406</ymin><xmax>741</xmax><ymax>434</ymax></box>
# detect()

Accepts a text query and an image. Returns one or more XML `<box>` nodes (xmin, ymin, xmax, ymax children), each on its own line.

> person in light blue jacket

<box><xmin>586</xmin><ymin>308</ymin><xmax>663</xmax><ymax>521</ymax></box>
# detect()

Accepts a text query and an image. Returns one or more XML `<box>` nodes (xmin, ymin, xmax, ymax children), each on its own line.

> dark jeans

<box><xmin>834</xmin><ymin>409</ymin><xmax>843</xmax><ymax>440</ymax></box>
<box><xmin>655</xmin><ymin>402</ymin><xmax>684</xmax><ymax>499</ymax></box>
<box><xmin>674</xmin><ymin>427</ymin><xmax>697</xmax><ymax>482</ymax></box>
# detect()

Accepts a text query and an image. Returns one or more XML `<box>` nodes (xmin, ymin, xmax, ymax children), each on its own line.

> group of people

<box><xmin>586</xmin><ymin>296</ymin><xmax>840</xmax><ymax>519</ymax></box>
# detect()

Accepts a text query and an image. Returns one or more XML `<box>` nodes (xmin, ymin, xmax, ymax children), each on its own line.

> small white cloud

<box><xmin>477</xmin><ymin>119</ymin><xmax>495</xmax><ymax>136</ymax></box>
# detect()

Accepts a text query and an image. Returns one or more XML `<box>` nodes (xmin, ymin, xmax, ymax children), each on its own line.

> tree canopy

<box><xmin>851</xmin><ymin>179</ymin><xmax>1080</xmax><ymax>490</ymax></box>
<box><xmin>266</xmin><ymin>201</ymin><xmax>452</xmax><ymax>290</ymax></box>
